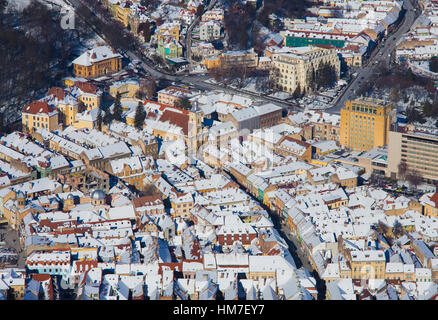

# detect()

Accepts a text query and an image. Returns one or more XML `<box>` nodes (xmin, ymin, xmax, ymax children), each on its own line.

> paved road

<box><xmin>185</xmin><ymin>0</ymin><xmax>219</xmax><ymax>64</ymax></box>
<box><xmin>326</xmin><ymin>0</ymin><xmax>419</xmax><ymax>114</ymax></box>
<box><xmin>66</xmin><ymin>0</ymin><xmax>300</xmax><ymax>111</ymax></box>
<box><xmin>221</xmin><ymin>169</ymin><xmax>327</xmax><ymax>298</ymax></box>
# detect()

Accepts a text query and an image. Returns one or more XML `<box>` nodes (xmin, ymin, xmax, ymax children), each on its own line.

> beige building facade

<box><xmin>387</xmin><ymin>125</ymin><xmax>438</xmax><ymax>184</ymax></box>
<box><xmin>270</xmin><ymin>45</ymin><xmax>340</xmax><ymax>94</ymax></box>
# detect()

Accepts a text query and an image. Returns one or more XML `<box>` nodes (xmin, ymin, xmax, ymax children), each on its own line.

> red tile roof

<box><xmin>22</xmin><ymin>101</ymin><xmax>56</xmax><ymax>115</ymax></box>
<box><xmin>158</xmin><ymin>109</ymin><xmax>190</xmax><ymax>136</ymax></box>
<box><xmin>144</xmin><ymin>100</ymin><xmax>173</xmax><ymax>110</ymax></box>
<box><xmin>430</xmin><ymin>192</ymin><xmax>438</xmax><ymax>208</ymax></box>
<box><xmin>133</xmin><ymin>194</ymin><xmax>163</xmax><ymax>208</ymax></box>
<box><xmin>74</xmin><ymin>81</ymin><xmax>99</xmax><ymax>94</ymax></box>
<box><xmin>46</xmin><ymin>87</ymin><xmax>66</xmax><ymax>100</ymax></box>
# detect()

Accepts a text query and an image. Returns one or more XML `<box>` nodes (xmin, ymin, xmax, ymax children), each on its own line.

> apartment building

<box><xmin>170</xmin><ymin>193</ymin><xmax>194</xmax><ymax>218</ymax></box>
<box><xmin>219</xmin><ymin>49</ymin><xmax>259</xmax><ymax>70</ymax></box>
<box><xmin>108</xmin><ymin>2</ymin><xmax>133</xmax><ymax>28</ymax></box>
<box><xmin>109</xmin><ymin>156</ymin><xmax>155</xmax><ymax>191</ymax></box>
<box><xmin>199</xmin><ymin>20</ymin><xmax>221</xmax><ymax>41</ymax></box>
<box><xmin>270</xmin><ymin>45</ymin><xmax>340</xmax><ymax>94</ymax></box>
<box><xmin>387</xmin><ymin>124</ymin><xmax>438</xmax><ymax>184</ymax></box>
<box><xmin>154</xmin><ymin>22</ymin><xmax>181</xmax><ymax>42</ymax></box>
<box><xmin>340</xmin><ymin>97</ymin><xmax>394</xmax><ymax>152</ymax></box>
<box><xmin>201</xmin><ymin>8</ymin><xmax>224</xmax><ymax>22</ymax></box>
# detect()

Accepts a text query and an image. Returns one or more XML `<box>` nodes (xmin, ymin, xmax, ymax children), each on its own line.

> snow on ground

<box><xmin>239</xmin><ymin>77</ymin><xmax>269</xmax><ymax>94</ymax></box>
<box><xmin>268</xmin><ymin>92</ymin><xmax>292</xmax><ymax>100</ymax></box>
<box><xmin>398</xmin><ymin>180</ymin><xmax>436</xmax><ymax>193</ymax></box>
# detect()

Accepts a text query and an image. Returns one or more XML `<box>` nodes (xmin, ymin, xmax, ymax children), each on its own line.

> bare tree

<box><xmin>371</xmin><ymin>220</ymin><xmax>389</xmax><ymax>237</ymax></box>
<box><xmin>269</xmin><ymin>67</ymin><xmax>280</xmax><ymax>91</ymax></box>
<box><xmin>406</xmin><ymin>169</ymin><xmax>422</xmax><ymax>190</ymax></box>
<box><xmin>398</xmin><ymin>161</ymin><xmax>408</xmax><ymax>180</ymax></box>
<box><xmin>208</xmin><ymin>67</ymin><xmax>224</xmax><ymax>82</ymax></box>
<box><xmin>142</xmin><ymin>78</ymin><xmax>156</xmax><ymax>99</ymax></box>
<box><xmin>392</xmin><ymin>220</ymin><xmax>404</xmax><ymax>238</ymax></box>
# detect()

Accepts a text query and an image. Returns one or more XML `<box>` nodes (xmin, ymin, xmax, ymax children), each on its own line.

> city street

<box><xmin>327</xmin><ymin>0</ymin><xmax>419</xmax><ymax>114</ymax></box>
<box><xmin>185</xmin><ymin>0</ymin><xmax>219</xmax><ymax>64</ymax></box>
<box><xmin>223</xmin><ymin>169</ymin><xmax>326</xmax><ymax>299</ymax></box>
<box><xmin>65</xmin><ymin>0</ymin><xmax>300</xmax><ymax>112</ymax></box>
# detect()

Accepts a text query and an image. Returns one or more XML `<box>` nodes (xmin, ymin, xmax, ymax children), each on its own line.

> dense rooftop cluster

<box><xmin>1</xmin><ymin>0</ymin><xmax>438</xmax><ymax>302</ymax></box>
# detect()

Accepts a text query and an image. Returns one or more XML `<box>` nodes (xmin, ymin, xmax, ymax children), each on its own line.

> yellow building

<box><xmin>340</xmin><ymin>97</ymin><xmax>393</xmax><ymax>152</ymax></box>
<box><xmin>271</xmin><ymin>45</ymin><xmax>340</xmax><ymax>94</ymax></box>
<box><xmin>72</xmin><ymin>108</ymin><xmax>100</xmax><ymax>130</ymax></box>
<box><xmin>109</xmin><ymin>156</ymin><xmax>154</xmax><ymax>191</ymax></box>
<box><xmin>110</xmin><ymin>80</ymin><xmax>140</xmax><ymax>99</ymax></box>
<box><xmin>124</xmin><ymin>100</ymin><xmax>146</xmax><ymax>127</ymax></box>
<box><xmin>349</xmin><ymin>250</ymin><xmax>386</xmax><ymax>279</ymax></box>
<box><xmin>170</xmin><ymin>193</ymin><xmax>194</xmax><ymax>218</ymax></box>
<box><xmin>46</xmin><ymin>87</ymin><xmax>78</xmax><ymax>126</ymax></box>
<box><xmin>58</xmin><ymin>102</ymin><xmax>78</xmax><ymax>126</ymax></box>
<box><xmin>109</xmin><ymin>3</ymin><xmax>132</xmax><ymax>28</ymax></box>
<box><xmin>220</xmin><ymin>49</ymin><xmax>259</xmax><ymax>69</ymax></box>
<box><xmin>22</xmin><ymin>101</ymin><xmax>59</xmax><ymax>134</ymax></box>
<box><xmin>331</xmin><ymin>168</ymin><xmax>358</xmax><ymax>188</ymax></box>
<box><xmin>157</xmin><ymin>86</ymin><xmax>196</xmax><ymax>107</ymax></box>
<box><xmin>125</xmin><ymin>113</ymin><xmax>136</xmax><ymax>128</ymax></box>
<box><xmin>2</xmin><ymin>191</ymin><xmax>40</xmax><ymax>230</ymax></box>
<box><xmin>63</xmin><ymin>77</ymin><xmax>77</xmax><ymax>87</ymax></box>
<box><xmin>73</xmin><ymin>81</ymin><xmax>102</xmax><ymax>110</ymax></box>
<box><xmin>421</xmin><ymin>189</ymin><xmax>438</xmax><ymax>218</ymax></box>
<box><xmin>46</xmin><ymin>83</ymin><xmax>101</xmax><ymax>127</ymax></box>
<box><xmin>72</xmin><ymin>46</ymin><xmax>122</xmax><ymax>79</ymax></box>
<box><xmin>155</xmin><ymin>22</ymin><xmax>181</xmax><ymax>42</ymax></box>
<box><xmin>203</xmin><ymin>56</ymin><xmax>221</xmax><ymax>69</ymax></box>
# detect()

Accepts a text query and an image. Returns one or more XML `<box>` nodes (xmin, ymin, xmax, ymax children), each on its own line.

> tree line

<box><xmin>257</xmin><ymin>0</ymin><xmax>311</xmax><ymax>31</ymax></box>
<box><xmin>0</xmin><ymin>0</ymin><xmax>93</xmax><ymax>116</ymax></box>
<box><xmin>223</xmin><ymin>2</ymin><xmax>257</xmax><ymax>50</ymax></box>
<box><xmin>307</xmin><ymin>62</ymin><xmax>338</xmax><ymax>91</ymax></box>
<box><xmin>76</xmin><ymin>0</ymin><xmax>141</xmax><ymax>53</ymax></box>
